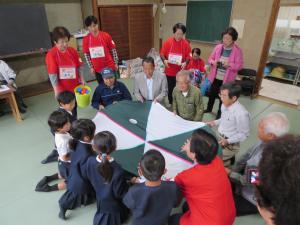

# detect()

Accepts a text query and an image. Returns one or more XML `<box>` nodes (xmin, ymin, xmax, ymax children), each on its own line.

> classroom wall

<box><xmin>2</xmin><ymin>0</ymin><xmax>84</xmax><ymax>87</ymax></box>
<box><xmin>230</xmin><ymin>0</ymin><xmax>273</xmax><ymax>69</ymax></box>
<box><xmin>45</xmin><ymin>2</ymin><xmax>83</xmax><ymax>32</ymax></box>
<box><xmin>81</xmin><ymin>0</ymin><xmax>93</xmax><ymax>20</ymax></box>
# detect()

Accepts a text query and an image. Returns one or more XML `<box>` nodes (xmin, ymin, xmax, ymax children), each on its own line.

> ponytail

<box><xmin>94</xmin><ymin>131</ymin><xmax>117</xmax><ymax>183</ymax></box>
<box><xmin>98</xmin><ymin>153</ymin><xmax>113</xmax><ymax>183</ymax></box>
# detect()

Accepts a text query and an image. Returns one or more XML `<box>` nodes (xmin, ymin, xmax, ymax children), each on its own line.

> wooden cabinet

<box><xmin>98</xmin><ymin>5</ymin><xmax>153</xmax><ymax>61</ymax></box>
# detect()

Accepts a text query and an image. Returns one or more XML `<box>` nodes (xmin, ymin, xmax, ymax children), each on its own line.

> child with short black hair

<box><xmin>35</xmin><ymin>110</ymin><xmax>72</xmax><ymax>192</ymax></box>
<box><xmin>85</xmin><ymin>131</ymin><xmax>130</xmax><ymax>225</ymax></box>
<box><xmin>123</xmin><ymin>149</ymin><xmax>182</xmax><ymax>225</ymax></box>
<box><xmin>41</xmin><ymin>91</ymin><xmax>77</xmax><ymax>164</ymax></box>
<box><xmin>58</xmin><ymin>119</ymin><xmax>96</xmax><ymax>220</ymax></box>
<box><xmin>56</xmin><ymin>90</ymin><xmax>77</xmax><ymax>121</ymax></box>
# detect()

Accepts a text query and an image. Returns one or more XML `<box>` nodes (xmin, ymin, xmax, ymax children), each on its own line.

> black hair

<box><xmin>85</xmin><ymin>15</ymin><xmax>98</xmax><ymax>27</ymax></box>
<box><xmin>172</xmin><ymin>23</ymin><xmax>186</xmax><ymax>34</ymax></box>
<box><xmin>222</xmin><ymin>27</ymin><xmax>238</xmax><ymax>41</ymax></box>
<box><xmin>220</xmin><ymin>82</ymin><xmax>242</xmax><ymax>99</ymax></box>
<box><xmin>69</xmin><ymin>119</ymin><xmax>96</xmax><ymax>150</ymax></box>
<box><xmin>52</xmin><ymin>26</ymin><xmax>71</xmax><ymax>43</ymax></box>
<box><xmin>256</xmin><ymin>134</ymin><xmax>300</xmax><ymax>225</ymax></box>
<box><xmin>142</xmin><ymin>56</ymin><xmax>155</xmax><ymax>66</ymax></box>
<box><xmin>56</xmin><ymin>91</ymin><xmax>75</xmax><ymax>105</ymax></box>
<box><xmin>190</xmin><ymin>129</ymin><xmax>219</xmax><ymax>165</ymax></box>
<box><xmin>48</xmin><ymin>110</ymin><xmax>70</xmax><ymax>132</ymax></box>
<box><xmin>93</xmin><ymin>131</ymin><xmax>117</xmax><ymax>183</ymax></box>
<box><xmin>140</xmin><ymin>149</ymin><xmax>165</xmax><ymax>181</ymax></box>
<box><xmin>192</xmin><ymin>48</ymin><xmax>201</xmax><ymax>56</ymax></box>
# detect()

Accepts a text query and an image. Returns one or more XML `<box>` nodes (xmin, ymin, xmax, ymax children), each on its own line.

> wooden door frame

<box><xmin>254</xmin><ymin>0</ymin><xmax>281</xmax><ymax>95</ymax></box>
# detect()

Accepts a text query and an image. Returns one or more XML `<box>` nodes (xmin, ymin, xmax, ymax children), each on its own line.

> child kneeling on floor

<box><xmin>86</xmin><ymin>131</ymin><xmax>130</xmax><ymax>225</ymax></box>
<box><xmin>35</xmin><ymin>110</ymin><xmax>72</xmax><ymax>192</ymax></box>
<box><xmin>41</xmin><ymin>91</ymin><xmax>77</xmax><ymax>164</ymax></box>
<box><xmin>58</xmin><ymin>119</ymin><xmax>96</xmax><ymax>219</ymax></box>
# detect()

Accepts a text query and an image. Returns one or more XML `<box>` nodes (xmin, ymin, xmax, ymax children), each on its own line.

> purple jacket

<box><xmin>208</xmin><ymin>43</ymin><xmax>244</xmax><ymax>84</ymax></box>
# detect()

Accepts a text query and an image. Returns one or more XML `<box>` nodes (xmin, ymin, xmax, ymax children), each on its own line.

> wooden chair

<box><xmin>0</xmin><ymin>86</ymin><xmax>22</xmax><ymax>122</ymax></box>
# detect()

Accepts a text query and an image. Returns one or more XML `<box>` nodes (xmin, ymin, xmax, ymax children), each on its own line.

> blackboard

<box><xmin>186</xmin><ymin>0</ymin><xmax>232</xmax><ymax>43</ymax></box>
<box><xmin>0</xmin><ymin>4</ymin><xmax>51</xmax><ymax>58</ymax></box>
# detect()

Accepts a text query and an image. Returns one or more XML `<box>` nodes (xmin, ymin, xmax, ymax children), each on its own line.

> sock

<box><xmin>41</xmin><ymin>150</ymin><xmax>58</xmax><ymax>164</ymax></box>
<box><xmin>35</xmin><ymin>184</ymin><xmax>51</xmax><ymax>192</ymax></box>
<box><xmin>46</xmin><ymin>173</ymin><xmax>59</xmax><ymax>182</ymax></box>
<box><xmin>58</xmin><ymin>206</ymin><xmax>67</xmax><ymax>220</ymax></box>
<box><xmin>35</xmin><ymin>176</ymin><xmax>48</xmax><ymax>189</ymax></box>
<box><xmin>49</xmin><ymin>184</ymin><xmax>59</xmax><ymax>192</ymax></box>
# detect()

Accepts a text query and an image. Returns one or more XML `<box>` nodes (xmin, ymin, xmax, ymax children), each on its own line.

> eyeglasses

<box><xmin>218</xmin><ymin>93</ymin><xmax>228</xmax><ymax>98</ymax></box>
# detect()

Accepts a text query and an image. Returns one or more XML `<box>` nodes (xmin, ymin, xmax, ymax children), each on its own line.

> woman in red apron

<box><xmin>46</xmin><ymin>26</ymin><xmax>85</xmax><ymax>118</ymax></box>
<box><xmin>46</xmin><ymin>26</ymin><xmax>85</xmax><ymax>96</ymax></box>
<box><xmin>160</xmin><ymin>23</ymin><xmax>191</xmax><ymax>104</ymax></box>
<box><xmin>83</xmin><ymin>15</ymin><xmax>118</xmax><ymax>84</ymax></box>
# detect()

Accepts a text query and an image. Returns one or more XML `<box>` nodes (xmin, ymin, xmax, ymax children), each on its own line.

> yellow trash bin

<box><xmin>74</xmin><ymin>85</ymin><xmax>92</xmax><ymax>108</ymax></box>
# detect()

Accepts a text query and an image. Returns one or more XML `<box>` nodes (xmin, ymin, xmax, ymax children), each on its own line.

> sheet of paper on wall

<box><xmin>232</xmin><ymin>19</ymin><xmax>245</xmax><ymax>39</ymax></box>
<box><xmin>0</xmin><ymin>85</ymin><xmax>10</xmax><ymax>93</ymax></box>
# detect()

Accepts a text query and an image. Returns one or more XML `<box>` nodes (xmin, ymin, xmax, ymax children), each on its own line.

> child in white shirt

<box><xmin>35</xmin><ymin>110</ymin><xmax>72</xmax><ymax>192</ymax></box>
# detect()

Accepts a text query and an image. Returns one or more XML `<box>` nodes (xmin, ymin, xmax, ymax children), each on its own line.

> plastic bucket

<box><xmin>74</xmin><ymin>85</ymin><xmax>92</xmax><ymax>108</ymax></box>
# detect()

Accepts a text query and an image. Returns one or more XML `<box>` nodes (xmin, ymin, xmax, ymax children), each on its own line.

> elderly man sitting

<box><xmin>172</xmin><ymin>70</ymin><xmax>204</xmax><ymax>121</ymax></box>
<box><xmin>134</xmin><ymin>56</ymin><xmax>168</xmax><ymax>104</ymax></box>
<box><xmin>227</xmin><ymin>112</ymin><xmax>289</xmax><ymax>216</ymax></box>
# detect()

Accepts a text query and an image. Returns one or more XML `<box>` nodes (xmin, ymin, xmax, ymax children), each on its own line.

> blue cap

<box><xmin>101</xmin><ymin>67</ymin><xmax>115</xmax><ymax>78</ymax></box>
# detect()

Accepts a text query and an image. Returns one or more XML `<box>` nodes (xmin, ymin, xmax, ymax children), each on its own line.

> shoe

<box><xmin>41</xmin><ymin>150</ymin><xmax>59</xmax><ymax>164</ymax></box>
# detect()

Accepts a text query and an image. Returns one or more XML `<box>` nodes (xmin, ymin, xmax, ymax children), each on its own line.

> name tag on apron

<box><xmin>89</xmin><ymin>46</ymin><xmax>105</xmax><ymax>59</ymax></box>
<box><xmin>168</xmin><ymin>53</ymin><xmax>182</xmax><ymax>65</ymax></box>
<box><xmin>59</xmin><ymin>67</ymin><xmax>76</xmax><ymax>79</ymax></box>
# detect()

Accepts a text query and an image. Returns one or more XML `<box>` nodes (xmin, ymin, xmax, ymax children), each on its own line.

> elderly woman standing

<box><xmin>205</xmin><ymin>27</ymin><xmax>243</xmax><ymax>119</ymax></box>
<box><xmin>160</xmin><ymin>23</ymin><xmax>191</xmax><ymax>104</ymax></box>
<box><xmin>46</xmin><ymin>26</ymin><xmax>85</xmax><ymax>98</ymax></box>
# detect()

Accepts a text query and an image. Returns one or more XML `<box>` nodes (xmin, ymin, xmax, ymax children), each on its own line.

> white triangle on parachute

<box><xmin>93</xmin><ymin>112</ymin><xmax>144</xmax><ymax>150</ymax></box>
<box><xmin>146</xmin><ymin>102</ymin><xmax>206</xmax><ymax>142</ymax></box>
